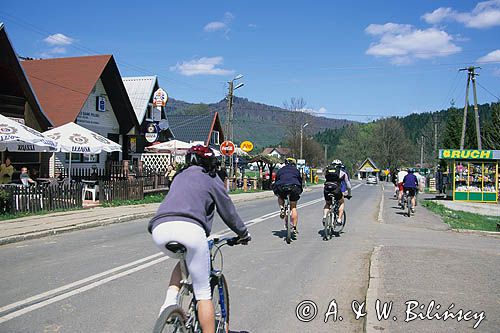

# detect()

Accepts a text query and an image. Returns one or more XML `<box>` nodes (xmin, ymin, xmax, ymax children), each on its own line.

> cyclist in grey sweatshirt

<box><xmin>149</xmin><ymin>145</ymin><xmax>250</xmax><ymax>333</ymax></box>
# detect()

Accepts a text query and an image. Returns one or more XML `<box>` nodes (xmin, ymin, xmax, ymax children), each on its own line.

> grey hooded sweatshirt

<box><xmin>148</xmin><ymin>165</ymin><xmax>248</xmax><ymax>237</ymax></box>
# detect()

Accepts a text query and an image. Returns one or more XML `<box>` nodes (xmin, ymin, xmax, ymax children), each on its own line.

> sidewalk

<box><xmin>0</xmin><ymin>189</ymin><xmax>282</xmax><ymax>246</ymax></box>
<box><xmin>426</xmin><ymin>196</ymin><xmax>499</xmax><ymax>217</ymax></box>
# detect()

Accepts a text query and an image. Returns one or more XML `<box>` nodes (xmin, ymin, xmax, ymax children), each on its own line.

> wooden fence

<box><xmin>99</xmin><ymin>179</ymin><xmax>144</xmax><ymax>203</ymax></box>
<box><xmin>0</xmin><ymin>183</ymin><xmax>83</xmax><ymax>214</ymax></box>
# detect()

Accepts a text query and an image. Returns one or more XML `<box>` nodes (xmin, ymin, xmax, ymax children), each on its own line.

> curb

<box><xmin>0</xmin><ymin>212</ymin><xmax>156</xmax><ymax>246</ymax></box>
<box><xmin>365</xmin><ymin>245</ymin><xmax>384</xmax><ymax>333</ymax></box>
<box><xmin>450</xmin><ymin>228</ymin><xmax>500</xmax><ymax>238</ymax></box>
<box><xmin>0</xmin><ymin>189</ymin><xmax>290</xmax><ymax>246</ymax></box>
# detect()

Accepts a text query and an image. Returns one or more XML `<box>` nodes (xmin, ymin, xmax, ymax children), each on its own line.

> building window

<box><xmin>65</xmin><ymin>154</ymin><xmax>100</xmax><ymax>163</ymax></box>
<box><xmin>211</xmin><ymin>131</ymin><xmax>220</xmax><ymax>145</ymax></box>
<box><xmin>146</xmin><ymin>103</ymin><xmax>153</xmax><ymax>121</ymax></box>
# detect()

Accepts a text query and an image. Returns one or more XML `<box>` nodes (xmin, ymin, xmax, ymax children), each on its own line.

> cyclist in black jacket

<box><xmin>273</xmin><ymin>157</ymin><xmax>303</xmax><ymax>233</ymax></box>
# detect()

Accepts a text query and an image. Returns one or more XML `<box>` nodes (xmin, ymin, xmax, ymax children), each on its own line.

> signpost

<box><xmin>153</xmin><ymin>88</ymin><xmax>168</xmax><ymax>107</ymax></box>
<box><xmin>145</xmin><ymin>123</ymin><xmax>159</xmax><ymax>143</ymax></box>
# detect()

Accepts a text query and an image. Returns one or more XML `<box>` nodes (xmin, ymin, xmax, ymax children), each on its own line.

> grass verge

<box><xmin>0</xmin><ymin>207</ymin><xmax>82</xmax><ymax>221</ymax></box>
<box><xmin>101</xmin><ymin>193</ymin><xmax>166</xmax><ymax>207</ymax></box>
<box><xmin>422</xmin><ymin>200</ymin><xmax>499</xmax><ymax>232</ymax></box>
<box><xmin>229</xmin><ymin>188</ymin><xmax>264</xmax><ymax>195</ymax></box>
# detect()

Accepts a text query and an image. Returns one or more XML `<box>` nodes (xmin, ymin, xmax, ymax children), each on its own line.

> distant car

<box><xmin>366</xmin><ymin>175</ymin><xmax>378</xmax><ymax>184</ymax></box>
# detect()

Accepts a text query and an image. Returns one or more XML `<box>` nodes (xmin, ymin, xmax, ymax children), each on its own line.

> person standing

<box><xmin>0</xmin><ymin>157</ymin><xmax>14</xmax><ymax>184</ymax></box>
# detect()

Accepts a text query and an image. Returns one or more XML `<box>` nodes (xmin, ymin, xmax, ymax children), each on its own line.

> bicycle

<box><xmin>404</xmin><ymin>189</ymin><xmax>414</xmax><ymax>217</ymax></box>
<box><xmin>153</xmin><ymin>236</ymin><xmax>247</xmax><ymax>333</ymax></box>
<box><xmin>323</xmin><ymin>194</ymin><xmax>348</xmax><ymax>240</ymax></box>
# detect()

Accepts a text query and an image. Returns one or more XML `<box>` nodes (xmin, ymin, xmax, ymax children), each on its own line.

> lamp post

<box><xmin>300</xmin><ymin>122</ymin><xmax>309</xmax><ymax>160</ymax></box>
<box><xmin>225</xmin><ymin>74</ymin><xmax>244</xmax><ymax>183</ymax></box>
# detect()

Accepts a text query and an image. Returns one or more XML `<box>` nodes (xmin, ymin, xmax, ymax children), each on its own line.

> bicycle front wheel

<box><xmin>212</xmin><ymin>274</ymin><xmax>230</xmax><ymax>333</ymax></box>
<box><xmin>334</xmin><ymin>210</ymin><xmax>346</xmax><ymax>233</ymax></box>
<box><xmin>153</xmin><ymin>305</ymin><xmax>188</xmax><ymax>333</ymax></box>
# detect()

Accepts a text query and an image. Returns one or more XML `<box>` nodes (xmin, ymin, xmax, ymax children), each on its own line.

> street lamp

<box><xmin>300</xmin><ymin>122</ymin><xmax>309</xmax><ymax>160</ymax></box>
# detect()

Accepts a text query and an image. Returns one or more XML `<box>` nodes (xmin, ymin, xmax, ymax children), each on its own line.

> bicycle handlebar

<box><xmin>212</xmin><ymin>235</ymin><xmax>251</xmax><ymax>247</ymax></box>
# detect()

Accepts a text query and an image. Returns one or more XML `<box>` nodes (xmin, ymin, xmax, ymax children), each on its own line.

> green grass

<box><xmin>422</xmin><ymin>200</ymin><xmax>499</xmax><ymax>232</ymax></box>
<box><xmin>101</xmin><ymin>193</ymin><xmax>166</xmax><ymax>207</ymax></box>
<box><xmin>0</xmin><ymin>207</ymin><xmax>82</xmax><ymax>221</ymax></box>
<box><xmin>229</xmin><ymin>188</ymin><xmax>264</xmax><ymax>194</ymax></box>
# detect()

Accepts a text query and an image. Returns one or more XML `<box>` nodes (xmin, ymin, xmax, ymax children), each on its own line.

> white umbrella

<box><xmin>0</xmin><ymin>114</ymin><xmax>58</xmax><ymax>152</ymax></box>
<box><xmin>145</xmin><ymin>139</ymin><xmax>191</xmax><ymax>154</ymax></box>
<box><xmin>44</xmin><ymin>122</ymin><xmax>121</xmax><ymax>181</ymax></box>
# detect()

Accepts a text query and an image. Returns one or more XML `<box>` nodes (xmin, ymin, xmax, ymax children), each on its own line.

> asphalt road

<box><xmin>0</xmin><ymin>182</ymin><xmax>498</xmax><ymax>332</ymax></box>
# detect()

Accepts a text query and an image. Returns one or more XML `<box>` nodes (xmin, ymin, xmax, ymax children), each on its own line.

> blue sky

<box><xmin>1</xmin><ymin>0</ymin><xmax>499</xmax><ymax>121</ymax></box>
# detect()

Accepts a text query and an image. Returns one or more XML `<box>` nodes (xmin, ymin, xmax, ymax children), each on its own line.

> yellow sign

<box><xmin>440</xmin><ymin>149</ymin><xmax>493</xmax><ymax>160</ymax></box>
<box><xmin>240</xmin><ymin>141</ymin><xmax>254</xmax><ymax>153</ymax></box>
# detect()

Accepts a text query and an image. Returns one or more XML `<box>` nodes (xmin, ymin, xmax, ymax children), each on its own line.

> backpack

<box><xmin>325</xmin><ymin>165</ymin><xmax>341</xmax><ymax>182</ymax></box>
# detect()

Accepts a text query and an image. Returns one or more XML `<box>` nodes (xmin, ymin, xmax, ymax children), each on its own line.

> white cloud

<box><xmin>477</xmin><ymin>49</ymin><xmax>500</xmax><ymax>63</ymax></box>
<box><xmin>422</xmin><ymin>0</ymin><xmax>500</xmax><ymax>29</ymax></box>
<box><xmin>365</xmin><ymin>23</ymin><xmax>461</xmax><ymax>64</ymax></box>
<box><xmin>170</xmin><ymin>57</ymin><xmax>235</xmax><ymax>76</ymax></box>
<box><xmin>248</xmin><ymin>23</ymin><xmax>258</xmax><ymax>28</ymax></box>
<box><xmin>204</xmin><ymin>22</ymin><xmax>227</xmax><ymax>32</ymax></box>
<box><xmin>204</xmin><ymin>12</ymin><xmax>234</xmax><ymax>36</ymax></box>
<box><xmin>40</xmin><ymin>46</ymin><xmax>68</xmax><ymax>58</ymax></box>
<box><xmin>43</xmin><ymin>33</ymin><xmax>75</xmax><ymax>46</ymax></box>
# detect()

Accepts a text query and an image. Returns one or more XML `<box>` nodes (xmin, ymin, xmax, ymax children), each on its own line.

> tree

<box><xmin>482</xmin><ymin>102</ymin><xmax>500</xmax><ymax>149</ymax></box>
<box><xmin>282</xmin><ymin>97</ymin><xmax>310</xmax><ymax>158</ymax></box>
<box><xmin>372</xmin><ymin>118</ymin><xmax>412</xmax><ymax>169</ymax></box>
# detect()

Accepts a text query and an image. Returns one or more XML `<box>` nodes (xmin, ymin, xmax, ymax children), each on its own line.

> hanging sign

<box><xmin>145</xmin><ymin>123</ymin><xmax>159</xmax><ymax>143</ymax></box>
<box><xmin>153</xmin><ymin>88</ymin><xmax>168</xmax><ymax>107</ymax></box>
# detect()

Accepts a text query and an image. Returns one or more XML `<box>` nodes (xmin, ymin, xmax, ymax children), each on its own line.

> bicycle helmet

<box><xmin>185</xmin><ymin>145</ymin><xmax>217</xmax><ymax>171</ymax></box>
<box><xmin>285</xmin><ymin>157</ymin><xmax>297</xmax><ymax>165</ymax></box>
<box><xmin>408</xmin><ymin>168</ymin><xmax>415</xmax><ymax>173</ymax></box>
<box><xmin>331</xmin><ymin>159</ymin><xmax>342</xmax><ymax>166</ymax></box>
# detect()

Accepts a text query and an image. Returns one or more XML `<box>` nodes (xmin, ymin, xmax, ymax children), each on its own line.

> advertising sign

<box><xmin>145</xmin><ymin>123</ymin><xmax>159</xmax><ymax>143</ymax></box>
<box><xmin>220</xmin><ymin>141</ymin><xmax>235</xmax><ymax>156</ymax></box>
<box><xmin>153</xmin><ymin>88</ymin><xmax>168</xmax><ymax>107</ymax></box>
<box><xmin>240</xmin><ymin>140</ymin><xmax>254</xmax><ymax>153</ymax></box>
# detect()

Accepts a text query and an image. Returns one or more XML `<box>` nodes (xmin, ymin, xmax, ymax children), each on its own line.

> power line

<box><xmin>476</xmin><ymin>81</ymin><xmax>500</xmax><ymax>101</ymax></box>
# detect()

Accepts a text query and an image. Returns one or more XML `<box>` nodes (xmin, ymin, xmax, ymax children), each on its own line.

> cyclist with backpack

<box><xmin>323</xmin><ymin>159</ymin><xmax>352</xmax><ymax>226</ymax></box>
<box><xmin>273</xmin><ymin>157</ymin><xmax>303</xmax><ymax>234</ymax></box>
<box><xmin>148</xmin><ymin>145</ymin><xmax>251</xmax><ymax>333</ymax></box>
<box><xmin>402</xmin><ymin>168</ymin><xmax>419</xmax><ymax>214</ymax></box>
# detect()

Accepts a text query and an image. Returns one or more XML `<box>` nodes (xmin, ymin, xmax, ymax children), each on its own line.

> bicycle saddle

<box><xmin>165</xmin><ymin>242</ymin><xmax>187</xmax><ymax>254</ymax></box>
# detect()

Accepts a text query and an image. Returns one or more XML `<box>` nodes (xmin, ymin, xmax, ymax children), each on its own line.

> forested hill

<box><xmin>164</xmin><ymin>97</ymin><xmax>354</xmax><ymax>149</ymax></box>
<box><xmin>315</xmin><ymin>102</ymin><xmax>498</xmax><ymax>172</ymax></box>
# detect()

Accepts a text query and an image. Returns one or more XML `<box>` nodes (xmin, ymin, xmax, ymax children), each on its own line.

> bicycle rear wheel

<box><xmin>211</xmin><ymin>274</ymin><xmax>230</xmax><ymax>333</ymax></box>
<box><xmin>153</xmin><ymin>305</ymin><xmax>188</xmax><ymax>333</ymax></box>
<box><xmin>285</xmin><ymin>198</ymin><xmax>291</xmax><ymax>244</ymax></box>
<box><xmin>407</xmin><ymin>197</ymin><xmax>412</xmax><ymax>217</ymax></box>
<box><xmin>324</xmin><ymin>212</ymin><xmax>332</xmax><ymax>240</ymax></box>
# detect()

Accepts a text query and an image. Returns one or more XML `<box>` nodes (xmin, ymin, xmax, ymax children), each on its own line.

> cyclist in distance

<box><xmin>397</xmin><ymin>167</ymin><xmax>408</xmax><ymax>206</ymax></box>
<box><xmin>403</xmin><ymin>168</ymin><xmax>419</xmax><ymax>213</ymax></box>
<box><xmin>148</xmin><ymin>145</ymin><xmax>251</xmax><ymax>333</ymax></box>
<box><xmin>273</xmin><ymin>157</ymin><xmax>303</xmax><ymax>234</ymax></box>
<box><xmin>323</xmin><ymin>159</ymin><xmax>352</xmax><ymax>226</ymax></box>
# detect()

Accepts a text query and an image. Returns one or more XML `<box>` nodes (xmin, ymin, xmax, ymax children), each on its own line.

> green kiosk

<box><xmin>439</xmin><ymin>149</ymin><xmax>499</xmax><ymax>203</ymax></box>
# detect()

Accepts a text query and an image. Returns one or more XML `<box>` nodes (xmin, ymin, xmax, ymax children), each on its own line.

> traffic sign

<box><xmin>240</xmin><ymin>140</ymin><xmax>253</xmax><ymax>153</ymax></box>
<box><xmin>220</xmin><ymin>141</ymin><xmax>235</xmax><ymax>156</ymax></box>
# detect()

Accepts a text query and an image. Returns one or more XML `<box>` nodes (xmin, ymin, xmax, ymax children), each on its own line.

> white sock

<box><xmin>159</xmin><ymin>286</ymin><xmax>179</xmax><ymax>316</ymax></box>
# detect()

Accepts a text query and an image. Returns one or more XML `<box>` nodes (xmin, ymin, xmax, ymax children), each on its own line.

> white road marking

<box><xmin>0</xmin><ymin>186</ymin><xmax>363</xmax><ymax>322</ymax></box>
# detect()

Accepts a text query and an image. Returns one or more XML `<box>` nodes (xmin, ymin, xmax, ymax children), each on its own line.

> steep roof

<box><xmin>358</xmin><ymin>157</ymin><xmax>380</xmax><ymax>172</ymax></box>
<box><xmin>262</xmin><ymin>147</ymin><xmax>291</xmax><ymax>155</ymax></box>
<box><xmin>0</xmin><ymin>23</ymin><xmax>52</xmax><ymax>130</ymax></box>
<box><xmin>122</xmin><ymin>76</ymin><xmax>158</xmax><ymax>123</ymax></box>
<box><xmin>167</xmin><ymin>112</ymin><xmax>223</xmax><ymax>145</ymax></box>
<box><xmin>21</xmin><ymin>55</ymin><xmax>139</xmax><ymax>133</ymax></box>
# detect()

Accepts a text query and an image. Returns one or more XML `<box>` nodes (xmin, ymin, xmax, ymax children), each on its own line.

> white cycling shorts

<box><xmin>152</xmin><ymin>221</ymin><xmax>211</xmax><ymax>300</ymax></box>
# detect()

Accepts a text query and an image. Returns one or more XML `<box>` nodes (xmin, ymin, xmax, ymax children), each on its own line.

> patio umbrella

<box><xmin>144</xmin><ymin>139</ymin><xmax>192</xmax><ymax>154</ymax></box>
<box><xmin>44</xmin><ymin>122</ymin><xmax>121</xmax><ymax>181</ymax></box>
<box><xmin>0</xmin><ymin>114</ymin><xmax>58</xmax><ymax>152</ymax></box>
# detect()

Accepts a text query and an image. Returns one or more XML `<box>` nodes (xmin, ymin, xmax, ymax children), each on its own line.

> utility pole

<box><xmin>431</xmin><ymin>114</ymin><xmax>438</xmax><ymax>161</ymax></box>
<box><xmin>459</xmin><ymin>66</ymin><xmax>482</xmax><ymax>149</ymax></box>
<box><xmin>224</xmin><ymin>75</ymin><xmax>244</xmax><ymax>182</ymax></box>
<box><xmin>300</xmin><ymin>123</ymin><xmax>308</xmax><ymax>160</ymax></box>
<box><xmin>324</xmin><ymin>144</ymin><xmax>328</xmax><ymax>163</ymax></box>
<box><xmin>420</xmin><ymin>135</ymin><xmax>424</xmax><ymax>167</ymax></box>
